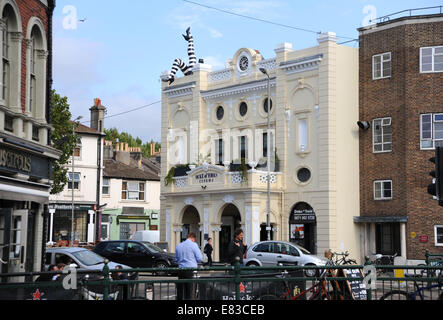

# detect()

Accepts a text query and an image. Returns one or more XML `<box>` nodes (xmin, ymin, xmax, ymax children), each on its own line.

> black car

<box><xmin>93</xmin><ymin>240</ymin><xmax>177</xmax><ymax>270</ymax></box>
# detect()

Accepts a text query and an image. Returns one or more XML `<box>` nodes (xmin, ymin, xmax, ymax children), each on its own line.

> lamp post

<box><xmin>260</xmin><ymin>67</ymin><xmax>271</xmax><ymax>241</ymax></box>
<box><xmin>71</xmin><ymin>116</ymin><xmax>82</xmax><ymax>247</ymax></box>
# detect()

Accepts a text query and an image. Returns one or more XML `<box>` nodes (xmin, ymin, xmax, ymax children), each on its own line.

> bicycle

<box><xmin>379</xmin><ymin>273</ymin><xmax>443</xmax><ymax>300</ymax></box>
<box><xmin>366</xmin><ymin>252</ymin><xmax>397</xmax><ymax>276</ymax></box>
<box><xmin>331</xmin><ymin>251</ymin><xmax>357</xmax><ymax>265</ymax></box>
<box><xmin>258</xmin><ymin>261</ymin><xmax>350</xmax><ymax>300</ymax></box>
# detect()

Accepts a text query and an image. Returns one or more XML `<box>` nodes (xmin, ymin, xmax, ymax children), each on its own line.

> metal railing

<box><xmin>0</xmin><ymin>260</ymin><xmax>441</xmax><ymax>300</ymax></box>
<box><xmin>371</xmin><ymin>6</ymin><xmax>443</xmax><ymax>24</ymax></box>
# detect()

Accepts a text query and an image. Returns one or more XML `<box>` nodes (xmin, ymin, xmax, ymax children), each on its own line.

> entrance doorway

<box><xmin>260</xmin><ymin>223</ymin><xmax>274</xmax><ymax>241</ymax></box>
<box><xmin>219</xmin><ymin>204</ymin><xmax>241</xmax><ymax>263</ymax></box>
<box><xmin>181</xmin><ymin>206</ymin><xmax>201</xmax><ymax>246</ymax></box>
<box><xmin>289</xmin><ymin>202</ymin><xmax>317</xmax><ymax>254</ymax></box>
<box><xmin>376</xmin><ymin>223</ymin><xmax>401</xmax><ymax>256</ymax></box>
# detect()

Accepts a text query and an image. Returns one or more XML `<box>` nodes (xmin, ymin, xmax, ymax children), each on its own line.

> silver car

<box><xmin>244</xmin><ymin>241</ymin><xmax>329</xmax><ymax>277</ymax></box>
<box><xmin>45</xmin><ymin>247</ymin><xmax>130</xmax><ymax>272</ymax></box>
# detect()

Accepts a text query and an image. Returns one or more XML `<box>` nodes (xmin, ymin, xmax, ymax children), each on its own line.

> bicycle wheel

<box><xmin>380</xmin><ymin>290</ymin><xmax>409</xmax><ymax>300</ymax></box>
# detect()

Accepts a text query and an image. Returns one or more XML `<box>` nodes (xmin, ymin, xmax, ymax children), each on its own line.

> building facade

<box><xmin>356</xmin><ymin>12</ymin><xmax>443</xmax><ymax>262</ymax></box>
<box><xmin>100</xmin><ymin>142</ymin><xmax>161</xmax><ymax>241</ymax></box>
<box><xmin>48</xmin><ymin>99</ymin><xmax>105</xmax><ymax>245</ymax></box>
<box><xmin>160</xmin><ymin>32</ymin><xmax>361</xmax><ymax>262</ymax></box>
<box><xmin>0</xmin><ymin>0</ymin><xmax>58</xmax><ymax>275</ymax></box>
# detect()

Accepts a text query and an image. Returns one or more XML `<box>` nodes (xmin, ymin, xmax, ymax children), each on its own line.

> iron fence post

<box><xmin>234</xmin><ymin>257</ymin><xmax>241</xmax><ymax>300</ymax></box>
<box><xmin>425</xmin><ymin>250</ymin><xmax>429</xmax><ymax>265</ymax></box>
<box><xmin>102</xmin><ymin>259</ymin><xmax>110</xmax><ymax>300</ymax></box>
<box><xmin>364</xmin><ymin>256</ymin><xmax>372</xmax><ymax>301</ymax></box>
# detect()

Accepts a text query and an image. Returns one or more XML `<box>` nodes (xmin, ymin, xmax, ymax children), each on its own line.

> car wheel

<box><xmin>154</xmin><ymin>261</ymin><xmax>169</xmax><ymax>276</ymax></box>
<box><xmin>246</xmin><ymin>261</ymin><xmax>259</xmax><ymax>267</ymax></box>
<box><xmin>304</xmin><ymin>264</ymin><xmax>318</xmax><ymax>277</ymax></box>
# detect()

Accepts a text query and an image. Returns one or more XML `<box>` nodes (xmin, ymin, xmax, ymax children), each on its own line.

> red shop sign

<box><xmin>419</xmin><ymin>235</ymin><xmax>429</xmax><ymax>243</ymax></box>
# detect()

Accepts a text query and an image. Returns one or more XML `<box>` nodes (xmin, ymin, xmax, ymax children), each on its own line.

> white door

<box><xmin>9</xmin><ymin>210</ymin><xmax>28</xmax><ymax>278</ymax></box>
<box><xmin>100</xmin><ymin>222</ymin><xmax>110</xmax><ymax>241</ymax></box>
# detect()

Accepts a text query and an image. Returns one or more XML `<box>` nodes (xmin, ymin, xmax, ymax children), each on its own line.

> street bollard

<box><xmin>234</xmin><ymin>257</ymin><xmax>241</xmax><ymax>300</ymax></box>
<box><xmin>102</xmin><ymin>259</ymin><xmax>110</xmax><ymax>300</ymax></box>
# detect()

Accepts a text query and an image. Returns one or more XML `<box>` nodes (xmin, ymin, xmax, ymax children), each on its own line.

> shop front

<box><xmin>0</xmin><ymin>136</ymin><xmax>60</xmax><ymax>276</ymax></box>
<box><xmin>289</xmin><ymin>202</ymin><xmax>317</xmax><ymax>254</ymax></box>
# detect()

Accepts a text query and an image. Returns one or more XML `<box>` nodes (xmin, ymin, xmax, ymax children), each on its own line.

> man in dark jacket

<box><xmin>228</xmin><ymin>228</ymin><xmax>247</xmax><ymax>266</ymax></box>
<box><xmin>203</xmin><ymin>238</ymin><xmax>213</xmax><ymax>266</ymax></box>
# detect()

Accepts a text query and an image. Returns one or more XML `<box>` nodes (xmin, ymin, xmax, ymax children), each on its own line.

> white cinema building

<box><xmin>160</xmin><ymin>32</ymin><xmax>361</xmax><ymax>262</ymax></box>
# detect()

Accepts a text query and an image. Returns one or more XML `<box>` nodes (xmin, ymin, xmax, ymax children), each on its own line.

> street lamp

<box><xmin>260</xmin><ymin>67</ymin><xmax>271</xmax><ymax>241</ymax></box>
<box><xmin>71</xmin><ymin>116</ymin><xmax>83</xmax><ymax>247</ymax></box>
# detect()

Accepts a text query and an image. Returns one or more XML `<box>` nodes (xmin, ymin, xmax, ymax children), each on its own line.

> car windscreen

<box><xmin>294</xmin><ymin>244</ymin><xmax>311</xmax><ymax>255</ymax></box>
<box><xmin>142</xmin><ymin>242</ymin><xmax>165</xmax><ymax>253</ymax></box>
<box><xmin>71</xmin><ymin>250</ymin><xmax>105</xmax><ymax>266</ymax></box>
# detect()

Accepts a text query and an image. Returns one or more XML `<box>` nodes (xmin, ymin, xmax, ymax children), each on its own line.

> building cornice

<box><xmin>163</xmin><ymin>82</ymin><xmax>196</xmax><ymax>99</ymax></box>
<box><xmin>201</xmin><ymin>78</ymin><xmax>276</xmax><ymax>101</ymax></box>
<box><xmin>279</xmin><ymin>54</ymin><xmax>323</xmax><ymax>75</ymax></box>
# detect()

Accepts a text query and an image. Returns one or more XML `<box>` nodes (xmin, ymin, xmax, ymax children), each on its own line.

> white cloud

<box><xmin>208</xmin><ymin>27</ymin><xmax>223</xmax><ymax>38</ymax></box>
<box><xmin>202</xmin><ymin>55</ymin><xmax>225</xmax><ymax>69</ymax></box>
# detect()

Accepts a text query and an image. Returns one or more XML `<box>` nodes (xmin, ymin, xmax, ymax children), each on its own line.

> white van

<box><xmin>130</xmin><ymin>230</ymin><xmax>160</xmax><ymax>243</ymax></box>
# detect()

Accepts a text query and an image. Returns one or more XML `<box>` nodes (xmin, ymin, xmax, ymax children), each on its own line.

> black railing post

<box><xmin>102</xmin><ymin>259</ymin><xmax>110</xmax><ymax>300</ymax></box>
<box><xmin>425</xmin><ymin>250</ymin><xmax>429</xmax><ymax>265</ymax></box>
<box><xmin>234</xmin><ymin>257</ymin><xmax>241</xmax><ymax>300</ymax></box>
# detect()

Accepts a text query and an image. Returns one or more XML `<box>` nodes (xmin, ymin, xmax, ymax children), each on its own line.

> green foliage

<box><xmin>50</xmin><ymin>90</ymin><xmax>78</xmax><ymax>194</ymax></box>
<box><xmin>104</xmin><ymin>128</ymin><xmax>160</xmax><ymax>158</ymax></box>
<box><xmin>164</xmin><ymin>167</ymin><xmax>175</xmax><ymax>186</ymax></box>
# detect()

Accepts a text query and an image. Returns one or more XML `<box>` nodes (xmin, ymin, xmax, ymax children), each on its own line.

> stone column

<box><xmin>400</xmin><ymin>223</ymin><xmax>407</xmax><ymax>259</ymax></box>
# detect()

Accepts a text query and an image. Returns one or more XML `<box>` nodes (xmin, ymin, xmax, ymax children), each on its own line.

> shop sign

<box><xmin>0</xmin><ymin>147</ymin><xmax>31</xmax><ymax>173</ymax></box>
<box><xmin>291</xmin><ymin>209</ymin><xmax>316</xmax><ymax>223</ymax></box>
<box><xmin>195</xmin><ymin>172</ymin><xmax>218</xmax><ymax>184</ymax></box>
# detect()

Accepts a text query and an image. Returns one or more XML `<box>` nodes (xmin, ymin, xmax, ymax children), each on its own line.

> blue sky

<box><xmin>52</xmin><ymin>0</ymin><xmax>441</xmax><ymax>142</ymax></box>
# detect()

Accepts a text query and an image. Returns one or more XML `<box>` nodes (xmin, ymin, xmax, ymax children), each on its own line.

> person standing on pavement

<box><xmin>228</xmin><ymin>228</ymin><xmax>247</xmax><ymax>266</ymax></box>
<box><xmin>203</xmin><ymin>238</ymin><xmax>213</xmax><ymax>266</ymax></box>
<box><xmin>174</xmin><ymin>232</ymin><xmax>202</xmax><ymax>300</ymax></box>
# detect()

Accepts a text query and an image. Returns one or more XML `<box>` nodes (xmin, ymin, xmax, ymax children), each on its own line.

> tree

<box><xmin>50</xmin><ymin>90</ymin><xmax>78</xmax><ymax>194</ymax></box>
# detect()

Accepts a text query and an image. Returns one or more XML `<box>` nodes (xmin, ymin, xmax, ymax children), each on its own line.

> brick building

<box><xmin>0</xmin><ymin>0</ymin><xmax>58</xmax><ymax>276</ymax></box>
<box><xmin>356</xmin><ymin>11</ymin><xmax>443</xmax><ymax>262</ymax></box>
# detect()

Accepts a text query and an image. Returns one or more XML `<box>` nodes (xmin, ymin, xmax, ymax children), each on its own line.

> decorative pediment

<box><xmin>279</xmin><ymin>54</ymin><xmax>323</xmax><ymax>75</ymax></box>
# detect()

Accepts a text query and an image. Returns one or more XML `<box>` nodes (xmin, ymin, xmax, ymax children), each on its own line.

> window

<box><xmin>102</xmin><ymin>177</ymin><xmax>110</xmax><ymax>195</ymax></box>
<box><xmin>122</xmin><ymin>181</ymin><xmax>145</xmax><ymax>201</ymax></box>
<box><xmin>73</xmin><ymin>146</ymin><xmax>81</xmax><ymax>157</ymax></box>
<box><xmin>297</xmin><ymin>168</ymin><xmax>311</xmax><ymax>183</ymax></box>
<box><xmin>104</xmin><ymin>242</ymin><xmax>124</xmax><ymax>254</ymax></box>
<box><xmin>253</xmin><ymin>242</ymin><xmax>273</xmax><ymax>253</ymax></box>
<box><xmin>420</xmin><ymin>46</ymin><xmax>443</xmax><ymax>73</ymax></box>
<box><xmin>372</xmin><ymin>52</ymin><xmax>391</xmax><ymax>79</ymax></box>
<box><xmin>1</xmin><ymin>16</ymin><xmax>9</xmax><ymax>104</ymax></box>
<box><xmin>216</xmin><ymin>106</ymin><xmax>224</xmax><ymax>121</ymax></box>
<box><xmin>298</xmin><ymin>119</ymin><xmax>308</xmax><ymax>152</ymax></box>
<box><xmin>29</xmin><ymin>34</ymin><xmax>36</xmax><ymax>114</ymax></box>
<box><xmin>264</xmin><ymin>98</ymin><xmax>272</xmax><ymax>113</ymax></box>
<box><xmin>373</xmin><ymin>117</ymin><xmax>392</xmax><ymax>152</ymax></box>
<box><xmin>239</xmin><ymin>102</ymin><xmax>248</xmax><ymax>117</ymax></box>
<box><xmin>4</xmin><ymin>114</ymin><xmax>13</xmax><ymax>132</ymax></box>
<box><xmin>68</xmin><ymin>172</ymin><xmax>80</xmax><ymax>190</ymax></box>
<box><xmin>421</xmin><ymin>113</ymin><xmax>443</xmax><ymax>149</ymax></box>
<box><xmin>239</xmin><ymin>135</ymin><xmax>247</xmax><ymax>160</ymax></box>
<box><xmin>434</xmin><ymin>225</ymin><xmax>443</xmax><ymax>246</ymax></box>
<box><xmin>263</xmin><ymin>132</ymin><xmax>268</xmax><ymax>158</ymax></box>
<box><xmin>215</xmin><ymin>138</ymin><xmax>223</xmax><ymax>165</ymax></box>
<box><xmin>127</xmin><ymin>242</ymin><xmax>146</xmax><ymax>254</ymax></box>
<box><xmin>32</xmin><ymin>125</ymin><xmax>39</xmax><ymax>141</ymax></box>
<box><xmin>374</xmin><ymin>180</ymin><xmax>392</xmax><ymax>200</ymax></box>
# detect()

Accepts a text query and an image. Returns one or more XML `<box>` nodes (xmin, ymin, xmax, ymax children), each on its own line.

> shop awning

<box><xmin>353</xmin><ymin>216</ymin><xmax>408</xmax><ymax>223</ymax></box>
<box><xmin>0</xmin><ymin>182</ymin><xmax>49</xmax><ymax>203</ymax></box>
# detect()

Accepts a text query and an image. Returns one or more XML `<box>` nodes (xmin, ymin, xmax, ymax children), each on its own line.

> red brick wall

<box><xmin>16</xmin><ymin>0</ymin><xmax>49</xmax><ymax>114</ymax></box>
<box><xmin>359</xmin><ymin>18</ymin><xmax>443</xmax><ymax>259</ymax></box>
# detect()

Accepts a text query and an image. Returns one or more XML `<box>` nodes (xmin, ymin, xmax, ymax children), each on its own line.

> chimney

<box><xmin>90</xmin><ymin>98</ymin><xmax>106</xmax><ymax>133</ymax></box>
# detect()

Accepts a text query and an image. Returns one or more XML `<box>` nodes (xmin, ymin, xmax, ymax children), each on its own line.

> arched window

<box><xmin>26</xmin><ymin>21</ymin><xmax>47</xmax><ymax>120</ymax></box>
<box><xmin>1</xmin><ymin>3</ymin><xmax>20</xmax><ymax>108</ymax></box>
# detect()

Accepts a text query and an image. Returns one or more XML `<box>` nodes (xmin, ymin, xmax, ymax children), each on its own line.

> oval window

<box><xmin>297</xmin><ymin>168</ymin><xmax>311</xmax><ymax>183</ymax></box>
<box><xmin>239</xmin><ymin>102</ymin><xmax>248</xmax><ymax>117</ymax></box>
<box><xmin>216</xmin><ymin>106</ymin><xmax>224</xmax><ymax>121</ymax></box>
<box><xmin>264</xmin><ymin>98</ymin><xmax>273</xmax><ymax>113</ymax></box>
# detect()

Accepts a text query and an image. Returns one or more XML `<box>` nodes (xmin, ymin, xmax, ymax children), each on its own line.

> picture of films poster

<box><xmin>290</xmin><ymin>224</ymin><xmax>304</xmax><ymax>240</ymax></box>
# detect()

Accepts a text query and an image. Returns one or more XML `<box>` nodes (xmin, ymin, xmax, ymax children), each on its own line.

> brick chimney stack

<box><xmin>90</xmin><ymin>98</ymin><xmax>106</xmax><ymax>133</ymax></box>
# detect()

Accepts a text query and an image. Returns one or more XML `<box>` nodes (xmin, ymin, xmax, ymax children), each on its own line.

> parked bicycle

<box><xmin>379</xmin><ymin>273</ymin><xmax>443</xmax><ymax>300</ymax></box>
<box><xmin>366</xmin><ymin>252</ymin><xmax>397</xmax><ymax>276</ymax></box>
<box><xmin>331</xmin><ymin>251</ymin><xmax>357</xmax><ymax>265</ymax></box>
